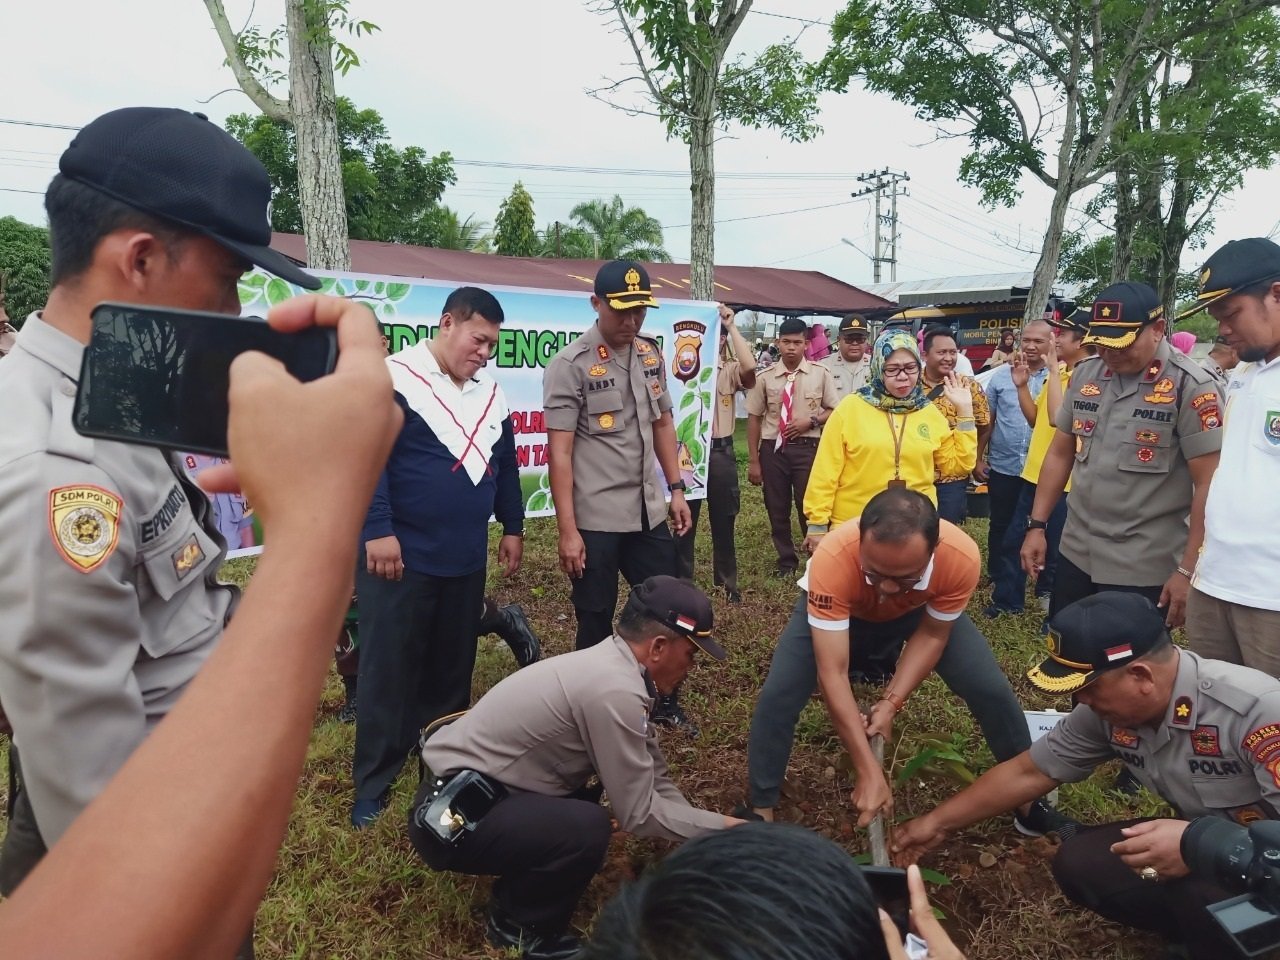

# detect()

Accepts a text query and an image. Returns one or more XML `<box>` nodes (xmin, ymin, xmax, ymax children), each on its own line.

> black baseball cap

<box><xmin>1082</xmin><ymin>281</ymin><xmax>1163</xmax><ymax>349</ymax></box>
<box><xmin>624</xmin><ymin>575</ymin><xmax>725</xmax><ymax>660</ymax></box>
<box><xmin>59</xmin><ymin>107</ymin><xmax>320</xmax><ymax>290</ymax></box>
<box><xmin>1179</xmin><ymin>237</ymin><xmax>1280</xmax><ymax>320</ymax></box>
<box><xmin>1049</xmin><ymin>307</ymin><xmax>1090</xmax><ymax>336</ymax></box>
<box><xmin>1027</xmin><ymin>593</ymin><xmax>1170</xmax><ymax>694</ymax></box>
<box><xmin>595</xmin><ymin>260</ymin><xmax>659</xmax><ymax>310</ymax></box>
<box><xmin>838</xmin><ymin>314</ymin><xmax>870</xmax><ymax>337</ymax></box>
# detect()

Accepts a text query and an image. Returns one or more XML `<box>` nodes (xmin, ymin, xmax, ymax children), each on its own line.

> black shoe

<box><xmin>1113</xmin><ymin>768</ymin><xmax>1143</xmax><ymax>796</ymax></box>
<box><xmin>651</xmin><ymin>694</ymin><xmax>700</xmax><ymax>737</ymax></box>
<box><xmin>486</xmin><ymin>910</ymin><xmax>580</xmax><ymax>959</ymax></box>
<box><xmin>488</xmin><ymin>604</ymin><xmax>542</xmax><ymax>668</ymax></box>
<box><xmin>724</xmin><ymin>587</ymin><xmax>742</xmax><ymax>604</ymax></box>
<box><xmin>981</xmin><ymin>603</ymin><xmax>1020</xmax><ymax>619</ymax></box>
<box><xmin>1014</xmin><ymin>798</ymin><xmax>1080</xmax><ymax>839</ymax></box>
<box><xmin>773</xmin><ymin>566</ymin><xmax>798</xmax><ymax>580</ymax></box>
<box><xmin>338</xmin><ymin>695</ymin><xmax>357</xmax><ymax>724</ymax></box>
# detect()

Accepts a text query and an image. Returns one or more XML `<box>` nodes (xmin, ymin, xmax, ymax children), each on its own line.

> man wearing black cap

<box><xmin>1020</xmin><ymin>281</ymin><xmax>1223</xmax><ymax>627</ymax></box>
<box><xmin>894</xmin><ymin>591</ymin><xmax>1280</xmax><ymax>959</ymax></box>
<box><xmin>543</xmin><ymin>260</ymin><xmax>696</xmax><ymax>726</ymax></box>
<box><xmin>675</xmin><ymin>302</ymin><xmax>755</xmax><ymax>603</ymax></box>
<box><xmin>411</xmin><ymin>576</ymin><xmax>738</xmax><ymax>959</ymax></box>
<box><xmin>1179</xmin><ymin>237</ymin><xmax>1280</xmax><ymax>676</ymax></box>
<box><xmin>0</xmin><ymin>107</ymin><xmax>319</xmax><ymax>953</ymax></box>
<box><xmin>820</xmin><ymin>312</ymin><xmax>872</xmax><ymax>402</ymax></box>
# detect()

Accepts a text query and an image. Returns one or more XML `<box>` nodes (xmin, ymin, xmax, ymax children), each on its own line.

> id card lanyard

<box><xmin>885</xmin><ymin>411</ymin><xmax>908</xmax><ymax>489</ymax></box>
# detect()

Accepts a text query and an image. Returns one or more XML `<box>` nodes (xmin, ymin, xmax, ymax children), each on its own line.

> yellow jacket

<box><xmin>804</xmin><ymin>395</ymin><xmax>977</xmax><ymax>530</ymax></box>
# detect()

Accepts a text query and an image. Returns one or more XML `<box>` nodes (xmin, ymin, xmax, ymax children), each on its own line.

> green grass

<box><xmin>0</xmin><ymin>419</ymin><xmax>1169</xmax><ymax>958</ymax></box>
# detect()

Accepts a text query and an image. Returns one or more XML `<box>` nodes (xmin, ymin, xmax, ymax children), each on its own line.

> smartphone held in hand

<box><xmin>74</xmin><ymin>302</ymin><xmax>339</xmax><ymax>457</ymax></box>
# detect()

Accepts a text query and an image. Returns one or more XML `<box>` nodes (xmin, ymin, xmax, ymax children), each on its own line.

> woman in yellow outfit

<box><xmin>803</xmin><ymin>328</ymin><xmax>977</xmax><ymax>546</ymax></box>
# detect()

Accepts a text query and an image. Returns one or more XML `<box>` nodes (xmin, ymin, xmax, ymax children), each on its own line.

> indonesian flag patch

<box><xmin>1104</xmin><ymin>644</ymin><xmax>1134</xmax><ymax>663</ymax></box>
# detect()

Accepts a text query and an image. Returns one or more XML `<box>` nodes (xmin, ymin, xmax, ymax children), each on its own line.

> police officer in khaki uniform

<box><xmin>0</xmin><ymin>108</ymin><xmax>319</xmax><ymax>956</ymax></box>
<box><xmin>544</xmin><ymin>260</ymin><xmax>694</xmax><ymax>725</ymax></box>
<box><xmin>895</xmin><ymin>592</ymin><xmax>1280</xmax><ymax>959</ymax></box>
<box><xmin>675</xmin><ymin>303</ymin><xmax>755</xmax><ymax>603</ymax></box>
<box><xmin>819</xmin><ymin>312</ymin><xmax>872</xmax><ymax>402</ymax></box>
<box><xmin>1021</xmin><ymin>282</ymin><xmax>1223</xmax><ymax>627</ymax></box>
<box><xmin>746</xmin><ymin>317</ymin><xmax>839</xmax><ymax>576</ymax></box>
<box><xmin>409</xmin><ymin>577</ymin><xmax>736</xmax><ymax>960</ymax></box>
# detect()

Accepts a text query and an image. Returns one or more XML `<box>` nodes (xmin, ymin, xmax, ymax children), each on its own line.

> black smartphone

<box><xmin>74</xmin><ymin>302</ymin><xmax>338</xmax><ymax>457</ymax></box>
<box><xmin>862</xmin><ymin>865</ymin><xmax>911</xmax><ymax>938</ymax></box>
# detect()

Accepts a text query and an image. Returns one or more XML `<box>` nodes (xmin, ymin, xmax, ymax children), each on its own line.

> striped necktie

<box><xmin>776</xmin><ymin>374</ymin><xmax>795</xmax><ymax>450</ymax></box>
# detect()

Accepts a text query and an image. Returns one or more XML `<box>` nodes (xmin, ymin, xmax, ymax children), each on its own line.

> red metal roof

<box><xmin>270</xmin><ymin>233</ymin><xmax>892</xmax><ymax>317</ymax></box>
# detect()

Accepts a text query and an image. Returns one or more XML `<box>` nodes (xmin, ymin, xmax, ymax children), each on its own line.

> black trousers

<box><xmin>1</xmin><ymin>746</ymin><xmax>257</xmax><ymax>959</ymax></box>
<box><xmin>407</xmin><ymin>777</ymin><xmax>612</xmax><ymax>935</ymax></box>
<box><xmin>675</xmin><ymin>440</ymin><xmax>740</xmax><ymax>592</ymax></box>
<box><xmin>1048</xmin><ymin>553</ymin><xmax>1164</xmax><ymax>620</ymax></box>
<box><xmin>759</xmin><ymin>438</ymin><xmax>818</xmax><ymax>573</ymax></box>
<box><xmin>572</xmin><ymin>526</ymin><xmax>675</xmax><ymax>650</ymax></box>
<box><xmin>1054</xmin><ymin>819</ymin><xmax>1243</xmax><ymax>959</ymax></box>
<box><xmin>353</xmin><ymin>562</ymin><xmax>487</xmax><ymax>801</ymax></box>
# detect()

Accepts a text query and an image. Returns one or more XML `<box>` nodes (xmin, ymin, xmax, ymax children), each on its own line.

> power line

<box><xmin>0</xmin><ymin>187</ymin><xmax>44</xmax><ymax>195</ymax></box>
<box><xmin>762</xmin><ymin>242</ymin><xmax>844</xmax><ymax>267</ymax></box>
<box><xmin>754</xmin><ymin>9</ymin><xmax>833</xmax><ymax>27</ymax></box>
<box><xmin>0</xmin><ymin>117</ymin><xmax>80</xmax><ymax>131</ymax></box>
<box><xmin>664</xmin><ymin>198</ymin><xmax>861</xmax><ymax>230</ymax></box>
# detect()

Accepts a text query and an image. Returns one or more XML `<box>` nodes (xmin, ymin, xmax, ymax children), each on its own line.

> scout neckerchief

<box><xmin>387</xmin><ymin>339</ymin><xmax>504</xmax><ymax>485</ymax></box>
<box><xmin>776</xmin><ymin>367</ymin><xmax>798</xmax><ymax>450</ymax></box>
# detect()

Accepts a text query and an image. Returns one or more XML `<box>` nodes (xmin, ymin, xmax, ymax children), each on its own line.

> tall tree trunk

<box><xmin>688</xmin><ymin>68</ymin><xmax>716</xmax><ymax>302</ymax></box>
<box><xmin>286</xmin><ymin>0</ymin><xmax>350</xmax><ymax>272</ymax></box>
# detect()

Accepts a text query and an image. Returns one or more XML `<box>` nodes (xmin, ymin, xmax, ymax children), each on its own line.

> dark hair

<box><xmin>1239</xmin><ymin>276</ymin><xmax>1280</xmax><ymax>301</ymax></box>
<box><xmin>860</xmin><ymin>487</ymin><xmax>941</xmax><ymax>551</ymax></box>
<box><xmin>442</xmin><ymin>286</ymin><xmax>505</xmax><ymax>324</ymax></box>
<box><xmin>616</xmin><ymin>600</ymin><xmax>669</xmax><ymax>644</ymax></box>
<box><xmin>579</xmin><ymin>823</ymin><xmax>890</xmax><ymax>960</ymax></box>
<box><xmin>922</xmin><ymin>325</ymin><xmax>957</xmax><ymax>354</ymax></box>
<box><xmin>777</xmin><ymin>316</ymin><xmax>807</xmax><ymax>338</ymax></box>
<box><xmin>44</xmin><ymin>174</ymin><xmax>189</xmax><ymax>286</ymax></box>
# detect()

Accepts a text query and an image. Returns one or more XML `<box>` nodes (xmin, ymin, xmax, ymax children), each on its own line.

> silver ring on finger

<box><xmin>1140</xmin><ymin>866</ymin><xmax>1159</xmax><ymax>882</ymax></box>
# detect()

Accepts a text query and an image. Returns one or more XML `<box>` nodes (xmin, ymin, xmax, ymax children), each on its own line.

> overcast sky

<box><xmin>3</xmin><ymin>0</ymin><xmax>1277</xmax><ymax>291</ymax></box>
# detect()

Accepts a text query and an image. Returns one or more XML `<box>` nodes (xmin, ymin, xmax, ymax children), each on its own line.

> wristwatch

<box><xmin>1026</xmin><ymin>517</ymin><xmax>1048</xmax><ymax>531</ymax></box>
<box><xmin>668</xmin><ymin>480</ymin><xmax>687</xmax><ymax>493</ymax></box>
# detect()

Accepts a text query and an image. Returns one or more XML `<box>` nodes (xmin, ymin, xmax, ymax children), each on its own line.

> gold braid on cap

<box><xmin>1026</xmin><ymin>664</ymin><xmax>1090</xmax><ymax>693</ymax></box>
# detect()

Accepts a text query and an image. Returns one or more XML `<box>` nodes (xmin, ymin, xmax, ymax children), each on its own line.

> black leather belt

<box><xmin>710</xmin><ymin>437</ymin><xmax>735</xmax><ymax>450</ymax></box>
<box><xmin>780</xmin><ymin>436</ymin><xmax>820</xmax><ymax>447</ymax></box>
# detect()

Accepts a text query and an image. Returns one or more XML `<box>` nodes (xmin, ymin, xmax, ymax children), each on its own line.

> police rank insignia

<box><xmin>48</xmin><ymin>485</ymin><xmax>123</xmax><ymax>573</ymax></box>
<box><xmin>1135</xmin><ymin>429</ymin><xmax>1160</xmax><ymax>444</ymax></box>
<box><xmin>1173</xmin><ymin>696</ymin><xmax>1193</xmax><ymax>725</ymax></box>
<box><xmin>671</xmin><ymin>320</ymin><xmax>706</xmax><ymax>383</ymax></box>
<box><xmin>172</xmin><ymin>535</ymin><xmax>205</xmax><ymax>580</ymax></box>
<box><xmin>1153</xmin><ymin>377</ymin><xmax>1175</xmax><ymax>394</ymax></box>
<box><xmin>1080</xmin><ymin>383</ymin><xmax>1101</xmax><ymax>397</ymax></box>
<box><xmin>1111</xmin><ymin>728</ymin><xmax>1140</xmax><ymax>749</ymax></box>
<box><xmin>636</xmin><ymin>340</ymin><xmax>651</xmax><ymax>354</ymax></box>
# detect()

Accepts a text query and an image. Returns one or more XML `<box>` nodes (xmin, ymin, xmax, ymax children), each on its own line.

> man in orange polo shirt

<box><xmin>746</xmin><ymin>487</ymin><xmax>1068</xmax><ymax>835</ymax></box>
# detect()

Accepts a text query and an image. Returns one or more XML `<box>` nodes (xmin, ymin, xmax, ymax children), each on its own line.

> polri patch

<box><xmin>1080</xmin><ymin>383</ymin><xmax>1101</xmax><ymax>397</ymax></box>
<box><xmin>588</xmin><ymin>364</ymin><xmax>608</xmax><ymax>377</ymax></box>
<box><xmin>48</xmin><ymin>485</ymin><xmax>123</xmax><ymax>574</ymax></box>
<box><xmin>1191</xmin><ymin>724</ymin><xmax>1221</xmax><ymax>757</ymax></box>
<box><xmin>1265</xmin><ymin>410</ymin><xmax>1280</xmax><ymax>446</ymax></box>
<box><xmin>171</xmin><ymin>535</ymin><xmax>205</xmax><ymax>580</ymax></box>
<box><xmin>1135</xmin><ymin>429</ymin><xmax>1160</xmax><ymax>444</ymax></box>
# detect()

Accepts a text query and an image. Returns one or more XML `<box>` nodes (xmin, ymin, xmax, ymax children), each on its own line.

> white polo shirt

<box><xmin>1194</xmin><ymin>357</ymin><xmax>1280</xmax><ymax>610</ymax></box>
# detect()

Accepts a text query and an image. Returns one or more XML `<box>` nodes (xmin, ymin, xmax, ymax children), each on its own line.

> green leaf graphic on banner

<box><xmin>354</xmin><ymin>279</ymin><xmax>370</xmax><ymax>293</ymax></box>
<box><xmin>679</xmin><ymin>391</ymin><xmax>699</xmax><ymax>411</ymax></box>
<box><xmin>386</xmin><ymin>283</ymin><xmax>411</xmax><ymax>301</ymax></box>
<box><xmin>699</xmin><ymin>365</ymin><xmax>714</xmax><ymax>385</ymax></box>
<box><xmin>374</xmin><ymin>281</ymin><xmax>386</xmax><ymax>296</ymax></box>
<box><xmin>265</xmin><ymin>278</ymin><xmax>292</xmax><ymax>306</ymax></box>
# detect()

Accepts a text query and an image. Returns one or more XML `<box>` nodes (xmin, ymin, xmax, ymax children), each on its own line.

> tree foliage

<box><xmin>494</xmin><ymin>182</ymin><xmax>540</xmax><ymax>257</ymax></box>
<box><xmin>594</xmin><ymin>1</ymin><xmax>824</xmax><ymax>298</ymax></box>
<box><xmin>565</xmin><ymin>195</ymin><xmax>671</xmax><ymax>261</ymax></box>
<box><xmin>821</xmin><ymin>0</ymin><xmax>1280</xmax><ymax>324</ymax></box>
<box><xmin>428</xmin><ymin>207</ymin><xmax>492</xmax><ymax>253</ymax></box>
<box><xmin>0</xmin><ymin>217</ymin><xmax>51</xmax><ymax>325</ymax></box>
<box><xmin>226</xmin><ymin>98</ymin><xmax>456</xmax><ymax>246</ymax></box>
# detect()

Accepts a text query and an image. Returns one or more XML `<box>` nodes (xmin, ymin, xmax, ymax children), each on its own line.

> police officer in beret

<box><xmin>410</xmin><ymin>576</ymin><xmax>737</xmax><ymax>959</ymax></box>
<box><xmin>820</xmin><ymin>313</ymin><xmax>872</xmax><ymax>403</ymax></box>
<box><xmin>0</xmin><ymin>107</ymin><xmax>320</xmax><ymax>956</ymax></box>
<box><xmin>543</xmin><ymin>260</ymin><xmax>694</xmax><ymax>727</ymax></box>
<box><xmin>894</xmin><ymin>591</ymin><xmax>1280</xmax><ymax>959</ymax></box>
<box><xmin>1020</xmin><ymin>281</ymin><xmax>1223</xmax><ymax>627</ymax></box>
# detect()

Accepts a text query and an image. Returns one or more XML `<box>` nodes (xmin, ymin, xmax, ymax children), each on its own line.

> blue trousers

<box><xmin>990</xmin><ymin>481</ymin><xmax>1067</xmax><ymax>613</ymax></box>
<box><xmin>746</xmin><ymin>593</ymin><xmax>1031</xmax><ymax>808</ymax></box>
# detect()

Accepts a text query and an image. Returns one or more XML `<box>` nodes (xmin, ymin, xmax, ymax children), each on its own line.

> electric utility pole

<box><xmin>852</xmin><ymin>169</ymin><xmax>910</xmax><ymax>282</ymax></box>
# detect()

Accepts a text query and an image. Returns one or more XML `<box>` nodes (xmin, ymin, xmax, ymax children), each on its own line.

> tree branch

<box><xmin>608</xmin><ymin>0</ymin><xmax>678</xmax><ymax>113</ymax></box>
<box><xmin>202</xmin><ymin>0</ymin><xmax>289</xmax><ymax>121</ymax></box>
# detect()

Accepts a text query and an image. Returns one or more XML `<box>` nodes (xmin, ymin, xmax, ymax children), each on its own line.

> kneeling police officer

<box><xmin>894</xmin><ymin>592</ymin><xmax>1280</xmax><ymax>959</ymax></box>
<box><xmin>409</xmin><ymin>576</ymin><xmax>737</xmax><ymax>959</ymax></box>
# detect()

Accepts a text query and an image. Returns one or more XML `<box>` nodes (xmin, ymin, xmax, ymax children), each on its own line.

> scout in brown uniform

<box><xmin>895</xmin><ymin>592</ymin><xmax>1280</xmax><ymax>960</ymax></box>
<box><xmin>1021</xmin><ymin>282</ymin><xmax>1223</xmax><ymax>628</ymax></box>
<box><xmin>675</xmin><ymin>303</ymin><xmax>756</xmax><ymax>602</ymax></box>
<box><xmin>543</xmin><ymin>261</ymin><xmax>695</xmax><ymax>725</ymax></box>
<box><xmin>410</xmin><ymin>577</ymin><xmax>735</xmax><ymax>960</ymax></box>
<box><xmin>818</xmin><ymin>312</ymin><xmax>872</xmax><ymax>403</ymax></box>
<box><xmin>746</xmin><ymin>316</ymin><xmax>839</xmax><ymax>576</ymax></box>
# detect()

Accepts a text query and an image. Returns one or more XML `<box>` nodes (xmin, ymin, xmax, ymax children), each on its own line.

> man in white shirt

<box><xmin>1180</xmin><ymin>237</ymin><xmax>1280</xmax><ymax>674</ymax></box>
